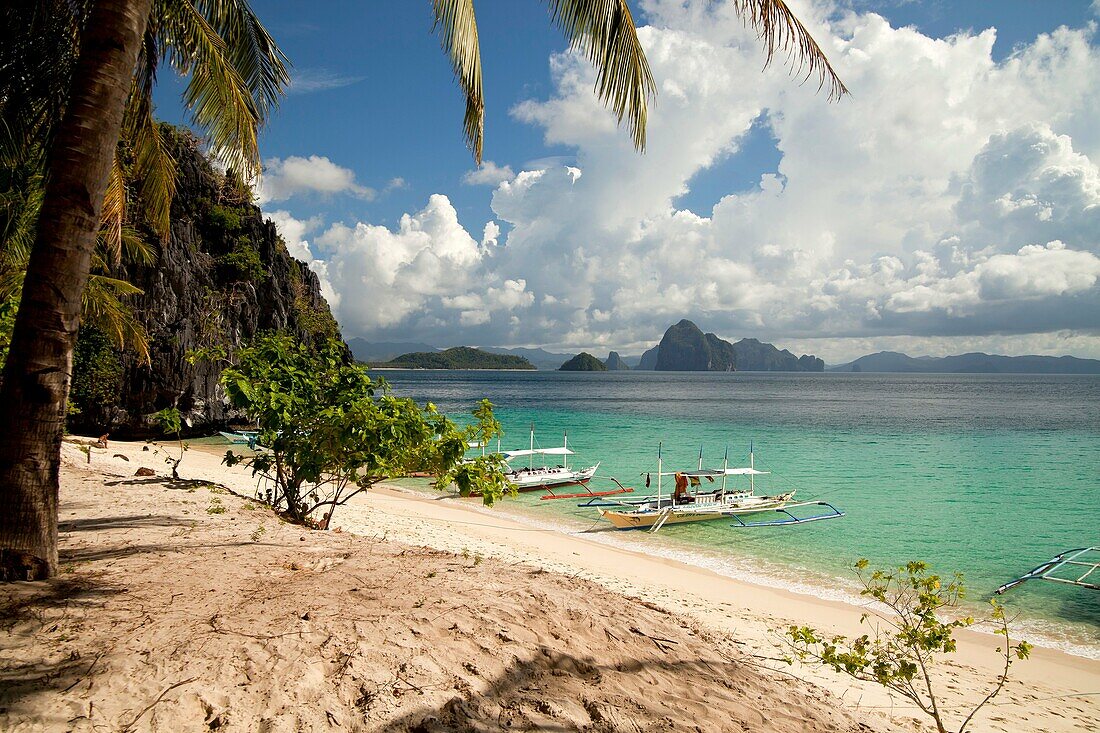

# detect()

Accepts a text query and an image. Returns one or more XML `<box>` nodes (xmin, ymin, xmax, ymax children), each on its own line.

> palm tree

<box><xmin>0</xmin><ymin>0</ymin><xmax>289</xmax><ymax>580</ymax></box>
<box><xmin>0</xmin><ymin>0</ymin><xmax>844</xmax><ymax>580</ymax></box>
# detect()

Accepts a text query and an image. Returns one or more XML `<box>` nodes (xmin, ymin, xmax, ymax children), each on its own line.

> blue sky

<box><xmin>156</xmin><ymin>1</ymin><xmax>1100</xmax><ymax>360</ymax></box>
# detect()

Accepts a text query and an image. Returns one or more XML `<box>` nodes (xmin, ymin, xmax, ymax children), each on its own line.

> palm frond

<box><xmin>126</xmin><ymin>102</ymin><xmax>177</xmax><ymax>239</ymax></box>
<box><xmin>544</xmin><ymin>0</ymin><xmax>657</xmax><ymax>151</ymax></box>
<box><xmin>100</xmin><ymin>156</ymin><xmax>127</xmax><ymax>267</ymax></box>
<box><xmin>156</xmin><ymin>0</ymin><xmax>263</xmax><ymax>177</ymax></box>
<box><xmin>120</xmin><ymin>225</ymin><xmax>157</xmax><ymax>266</ymax></box>
<box><xmin>732</xmin><ymin>0</ymin><xmax>848</xmax><ymax>101</ymax></box>
<box><xmin>82</xmin><ymin>274</ymin><xmax>151</xmax><ymax>364</ymax></box>
<box><xmin>431</xmin><ymin>0</ymin><xmax>485</xmax><ymax>163</ymax></box>
<box><xmin>193</xmin><ymin>0</ymin><xmax>291</xmax><ymax>124</ymax></box>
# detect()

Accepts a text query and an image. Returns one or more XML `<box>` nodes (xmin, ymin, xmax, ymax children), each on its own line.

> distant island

<box><xmin>635</xmin><ymin>320</ymin><xmax>824</xmax><ymax>372</ymax></box>
<box><xmin>828</xmin><ymin>351</ymin><xmax>1100</xmax><ymax>374</ymax></box>
<box><xmin>377</xmin><ymin>347</ymin><xmax>535</xmax><ymax>370</ymax></box>
<box><xmin>349</xmin><ymin>328</ymin><xmax>1098</xmax><ymax>374</ymax></box>
<box><xmin>603</xmin><ymin>351</ymin><xmax>630</xmax><ymax>370</ymax></box>
<box><xmin>348</xmin><ymin>338</ymin><xmax>440</xmax><ymax>363</ymax></box>
<box><xmin>559</xmin><ymin>352</ymin><xmax>608</xmax><ymax>371</ymax></box>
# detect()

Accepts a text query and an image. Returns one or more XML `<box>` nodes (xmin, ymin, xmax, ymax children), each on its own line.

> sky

<box><xmin>157</xmin><ymin>0</ymin><xmax>1100</xmax><ymax>362</ymax></box>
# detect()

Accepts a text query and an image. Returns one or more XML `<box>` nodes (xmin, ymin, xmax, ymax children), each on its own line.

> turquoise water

<box><xmin>378</xmin><ymin>370</ymin><xmax>1100</xmax><ymax>657</ymax></box>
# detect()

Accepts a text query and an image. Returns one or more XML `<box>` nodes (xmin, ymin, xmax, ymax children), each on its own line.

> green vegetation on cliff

<box><xmin>382</xmin><ymin>347</ymin><xmax>535</xmax><ymax>370</ymax></box>
<box><xmin>559</xmin><ymin>352</ymin><xmax>609</xmax><ymax>371</ymax></box>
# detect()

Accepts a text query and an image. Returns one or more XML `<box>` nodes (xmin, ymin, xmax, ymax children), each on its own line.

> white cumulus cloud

<box><xmin>462</xmin><ymin>160</ymin><xmax>516</xmax><ymax>186</ymax></box>
<box><xmin>256</xmin><ymin>155</ymin><xmax>375</xmax><ymax>204</ymax></box>
<box><xmin>285</xmin><ymin>2</ymin><xmax>1100</xmax><ymax>359</ymax></box>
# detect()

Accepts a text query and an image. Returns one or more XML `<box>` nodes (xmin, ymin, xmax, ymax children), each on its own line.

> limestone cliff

<box><xmin>69</xmin><ymin>127</ymin><xmax>341</xmax><ymax>436</ymax></box>
<box><xmin>729</xmin><ymin>338</ymin><xmax>824</xmax><ymax>372</ymax></box>
<box><xmin>603</xmin><ymin>351</ymin><xmax>630</xmax><ymax>370</ymax></box>
<box><xmin>638</xmin><ymin>323</ymin><xmax>824</xmax><ymax>372</ymax></box>
<box><xmin>654</xmin><ymin>320</ymin><xmax>736</xmax><ymax>371</ymax></box>
<box><xmin>559</xmin><ymin>352</ymin><xmax>608</xmax><ymax>371</ymax></box>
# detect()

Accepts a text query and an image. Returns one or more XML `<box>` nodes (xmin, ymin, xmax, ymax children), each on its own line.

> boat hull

<box><xmin>507</xmin><ymin>464</ymin><xmax>599</xmax><ymax>491</ymax></box>
<box><xmin>598</xmin><ymin>492</ymin><xmax>796</xmax><ymax>530</ymax></box>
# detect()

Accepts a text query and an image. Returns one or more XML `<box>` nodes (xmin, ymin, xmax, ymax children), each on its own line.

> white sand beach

<box><xmin>1</xmin><ymin>439</ymin><xmax>1096</xmax><ymax>732</ymax></box>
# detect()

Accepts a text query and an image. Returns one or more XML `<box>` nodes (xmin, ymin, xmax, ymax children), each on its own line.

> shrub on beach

<box><xmin>220</xmin><ymin>333</ymin><xmax>511</xmax><ymax>527</ymax></box>
<box><xmin>786</xmin><ymin>559</ymin><xmax>1031</xmax><ymax>733</ymax></box>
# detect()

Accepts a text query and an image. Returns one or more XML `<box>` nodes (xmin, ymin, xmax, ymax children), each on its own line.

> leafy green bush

<box><xmin>70</xmin><ymin>326</ymin><xmax>124</xmax><ymax>422</ymax></box>
<box><xmin>206</xmin><ymin>204</ymin><xmax>243</xmax><ymax>232</ymax></box>
<box><xmin>217</xmin><ymin>238</ymin><xmax>265</xmax><ymax>281</ymax></box>
<box><xmin>786</xmin><ymin>559</ymin><xmax>1031</xmax><ymax>733</ymax></box>
<box><xmin>221</xmin><ymin>334</ymin><xmax>511</xmax><ymax>528</ymax></box>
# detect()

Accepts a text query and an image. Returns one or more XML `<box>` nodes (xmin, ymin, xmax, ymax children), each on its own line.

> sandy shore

<box><xmin>2</xmin><ymin>439</ymin><xmax>1096</xmax><ymax>732</ymax></box>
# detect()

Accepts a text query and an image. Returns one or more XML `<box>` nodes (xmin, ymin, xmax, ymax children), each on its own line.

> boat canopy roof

<box><xmin>648</xmin><ymin>468</ymin><xmax>770</xmax><ymax>477</ymax></box>
<box><xmin>503</xmin><ymin>447</ymin><xmax>574</xmax><ymax>459</ymax></box>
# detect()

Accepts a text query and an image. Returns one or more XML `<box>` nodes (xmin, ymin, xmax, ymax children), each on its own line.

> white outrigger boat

<box><xmin>465</xmin><ymin>427</ymin><xmax>601</xmax><ymax>494</ymax></box>
<box><xmin>502</xmin><ymin>428</ymin><xmax>599</xmax><ymax>491</ymax></box>
<box><xmin>219</xmin><ymin>430</ymin><xmax>259</xmax><ymax>447</ymax></box>
<box><xmin>590</xmin><ymin>444</ymin><xmax>844</xmax><ymax>532</ymax></box>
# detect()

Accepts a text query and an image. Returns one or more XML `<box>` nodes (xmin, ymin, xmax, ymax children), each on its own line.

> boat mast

<box><xmin>722</xmin><ymin>445</ymin><xmax>728</xmax><ymax>492</ymax></box>
<box><xmin>564</xmin><ymin>431</ymin><xmax>568</xmax><ymax>470</ymax></box>
<box><xmin>657</xmin><ymin>442</ymin><xmax>663</xmax><ymax>506</ymax></box>
<box><xmin>530</xmin><ymin>423</ymin><xmax>534</xmax><ymax>470</ymax></box>
<box><xmin>698</xmin><ymin>446</ymin><xmax>703</xmax><ymax>470</ymax></box>
<box><xmin>750</xmin><ymin>441</ymin><xmax>755</xmax><ymax>494</ymax></box>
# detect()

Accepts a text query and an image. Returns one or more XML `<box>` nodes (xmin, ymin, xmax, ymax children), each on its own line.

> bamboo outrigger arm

<box><xmin>994</xmin><ymin>547</ymin><xmax>1100</xmax><ymax>594</ymax></box>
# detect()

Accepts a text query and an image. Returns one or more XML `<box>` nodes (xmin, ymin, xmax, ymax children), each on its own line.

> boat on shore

<box><xmin>463</xmin><ymin>427</ymin><xmax>601</xmax><ymax>493</ymax></box>
<box><xmin>591</xmin><ymin>444</ymin><xmax>844</xmax><ymax>532</ymax></box>
<box><xmin>501</xmin><ymin>428</ymin><xmax>599</xmax><ymax>491</ymax></box>
<box><xmin>219</xmin><ymin>430</ymin><xmax>259</xmax><ymax>447</ymax></box>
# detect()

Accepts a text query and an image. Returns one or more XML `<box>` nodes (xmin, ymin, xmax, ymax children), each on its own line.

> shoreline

<box><xmin>409</xmin><ymin>482</ymin><xmax>1100</xmax><ymax>663</ymax></box>
<box><xmin>26</xmin><ymin>439</ymin><xmax>1099</xmax><ymax>732</ymax></box>
<box><xmin>337</xmin><ymin>481</ymin><xmax>1099</xmax><ymax>730</ymax></box>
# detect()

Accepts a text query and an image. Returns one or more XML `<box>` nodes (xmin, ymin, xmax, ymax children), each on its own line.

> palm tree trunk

<box><xmin>0</xmin><ymin>0</ymin><xmax>152</xmax><ymax>581</ymax></box>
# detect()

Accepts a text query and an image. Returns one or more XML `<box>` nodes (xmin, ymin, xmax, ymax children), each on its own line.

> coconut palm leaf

<box><xmin>80</xmin><ymin>273</ymin><xmax>151</xmax><ymax>364</ymax></box>
<box><xmin>155</xmin><ymin>0</ymin><xmax>264</xmax><ymax>177</ymax></box>
<box><xmin>544</xmin><ymin>0</ymin><xmax>657</xmax><ymax>151</ymax></box>
<box><xmin>732</xmin><ymin>0</ymin><xmax>848</xmax><ymax>101</ymax></box>
<box><xmin>193</xmin><ymin>0</ymin><xmax>290</xmax><ymax>124</ymax></box>
<box><xmin>100</xmin><ymin>156</ymin><xmax>127</xmax><ymax>266</ymax></box>
<box><xmin>125</xmin><ymin>101</ymin><xmax>178</xmax><ymax>240</ymax></box>
<box><xmin>431</xmin><ymin>0</ymin><xmax>485</xmax><ymax>162</ymax></box>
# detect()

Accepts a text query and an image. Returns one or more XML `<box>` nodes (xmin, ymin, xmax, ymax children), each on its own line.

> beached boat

<box><xmin>500</xmin><ymin>428</ymin><xmax>600</xmax><ymax>491</ymax></box>
<box><xmin>994</xmin><ymin>547</ymin><xmax>1100</xmax><ymax>594</ymax></box>
<box><xmin>590</xmin><ymin>444</ymin><xmax>843</xmax><ymax>532</ymax></box>
<box><xmin>219</xmin><ymin>430</ymin><xmax>260</xmax><ymax>448</ymax></box>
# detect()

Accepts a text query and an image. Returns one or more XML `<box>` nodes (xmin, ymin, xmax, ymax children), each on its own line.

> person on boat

<box><xmin>673</xmin><ymin>473</ymin><xmax>693</xmax><ymax>504</ymax></box>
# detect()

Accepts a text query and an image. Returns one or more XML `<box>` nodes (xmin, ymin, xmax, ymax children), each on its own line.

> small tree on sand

<box><xmin>150</xmin><ymin>406</ymin><xmax>187</xmax><ymax>480</ymax></box>
<box><xmin>221</xmin><ymin>334</ymin><xmax>510</xmax><ymax>528</ymax></box>
<box><xmin>786</xmin><ymin>559</ymin><xmax>1031</xmax><ymax>733</ymax></box>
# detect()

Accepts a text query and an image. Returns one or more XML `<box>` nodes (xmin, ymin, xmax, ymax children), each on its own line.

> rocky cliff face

<box><xmin>559</xmin><ymin>352</ymin><xmax>608</xmax><ymax>371</ymax></box>
<box><xmin>69</xmin><ymin>128</ymin><xmax>341</xmax><ymax>437</ymax></box>
<box><xmin>730</xmin><ymin>338</ymin><xmax>824</xmax><ymax>372</ymax></box>
<box><xmin>654</xmin><ymin>320</ymin><xmax>736</xmax><ymax>371</ymax></box>
<box><xmin>603</xmin><ymin>351</ymin><xmax>630</xmax><ymax>370</ymax></box>
<box><xmin>637</xmin><ymin>345</ymin><xmax>660</xmax><ymax>370</ymax></box>
<box><xmin>635</xmin><ymin>323</ymin><xmax>824</xmax><ymax>372</ymax></box>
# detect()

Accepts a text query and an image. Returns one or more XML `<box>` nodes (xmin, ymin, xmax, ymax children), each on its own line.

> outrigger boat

<box><xmin>501</xmin><ymin>427</ymin><xmax>600</xmax><ymax>492</ymax></box>
<box><xmin>588</xmin><ymin>443</ymin><xmax>844</xmax><ymax>532</ymax></box>
<box><xmin>994</xmin><ymin>547</ymin><xmax>1100</xmax><ymax>594</ymax></box>
<box><xmin>219</xmin><ymin>430</ymin><xmax>260</xmax><ymax>448</ymax></box>
<box><xmin>463</xmin><ymin>427</ymin><xmax>606</xmax><ymax>495</ymax></box>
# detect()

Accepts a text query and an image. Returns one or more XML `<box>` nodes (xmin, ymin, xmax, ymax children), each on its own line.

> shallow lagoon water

<box><xmin>378</xmin><ymin>370</ymin><xmax>1100</xmax><ymax>658</ymax></box>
